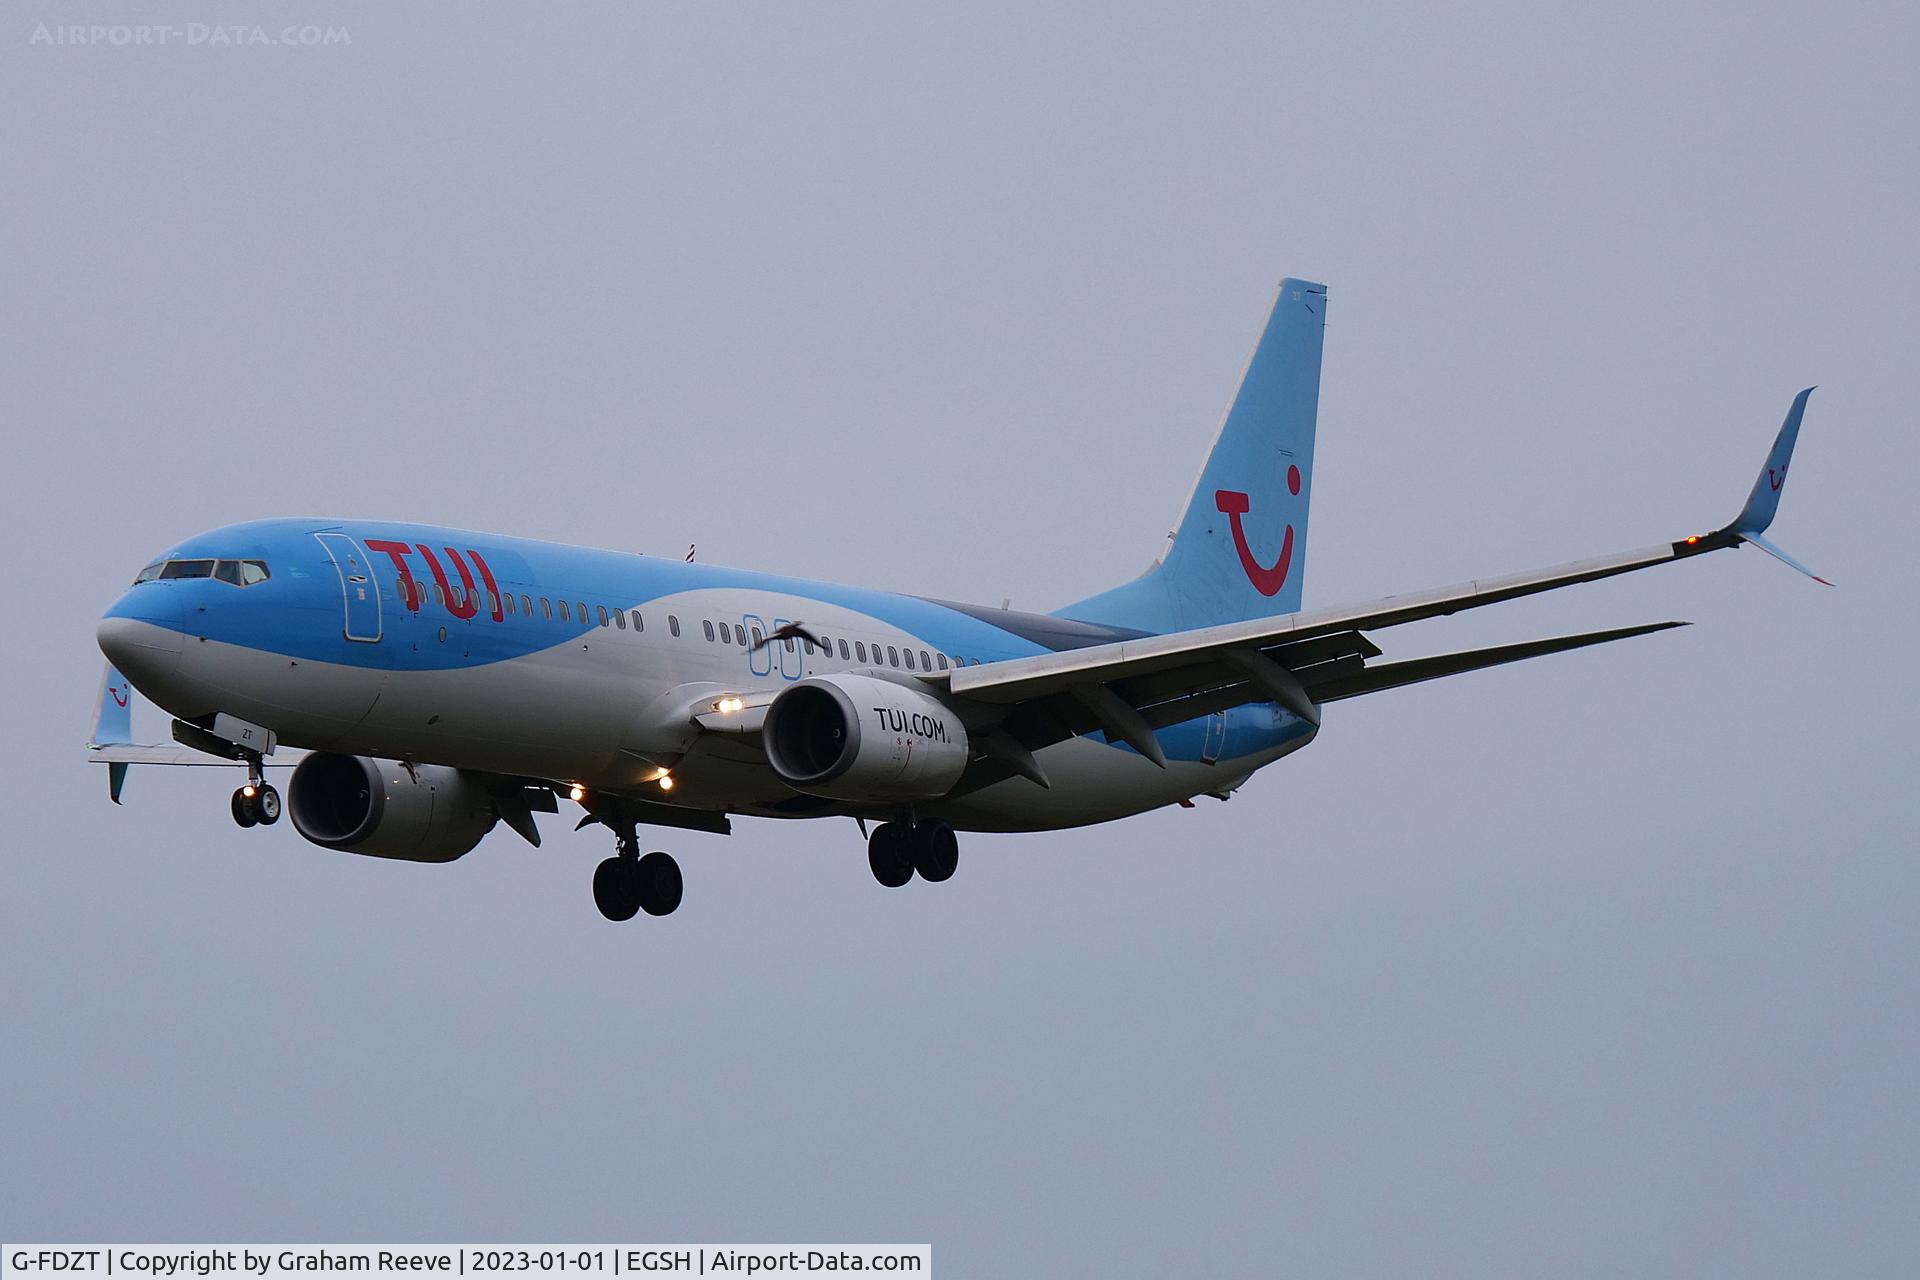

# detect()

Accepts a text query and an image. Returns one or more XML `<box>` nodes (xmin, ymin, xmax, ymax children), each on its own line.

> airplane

<box><xmin>89</xmin><ymin>278</ymin><xmax>1825</xmax><ymax>921</ymax></box>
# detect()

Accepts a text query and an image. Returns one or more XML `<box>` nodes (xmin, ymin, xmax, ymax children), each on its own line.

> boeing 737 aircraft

<box><xmin>90</xmin><ymin>279</ymin><xmax>1824</xmax><ymax>920</ymax></box>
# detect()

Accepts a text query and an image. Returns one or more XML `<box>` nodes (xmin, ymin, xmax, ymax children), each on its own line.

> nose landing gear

<box><xmin>229</xmin><ymin>755</ymin><xmax>280</xmax><ymax>827</ymax></box>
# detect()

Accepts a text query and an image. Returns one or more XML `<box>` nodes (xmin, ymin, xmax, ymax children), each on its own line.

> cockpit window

<box><xmin>140</xmin><ymin>557</ymin><xmax>271</xmax><ymax>586</ymax></box>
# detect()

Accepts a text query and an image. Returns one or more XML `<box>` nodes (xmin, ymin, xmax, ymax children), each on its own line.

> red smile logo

<box><xmin>1215</xmin><ymin>464</ymin><xmax>1302</xmax><ymax>597</ymax></box>
<box><xmin>109</xmin><ymin>683</ymin><xmax>130</xmax><ymax>708</ymax></box>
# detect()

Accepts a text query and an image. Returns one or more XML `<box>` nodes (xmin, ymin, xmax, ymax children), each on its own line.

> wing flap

<box><xmin>1306</xmin><ymin>621</ymin><xmax>1689</xmax><ymax>703</ymax></box>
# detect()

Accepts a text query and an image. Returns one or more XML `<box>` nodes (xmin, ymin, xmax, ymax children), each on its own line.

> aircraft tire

<box><xmin>230</xmin><ymin>788</ymin><xmax>258</xmax><ymax>828</ymax></box>
<box><xmin>254</xmin><ymin>784</ymin><xmax>282</xmax><ymax>825</ymax></box>
<box><xmin>910</xmin><ymin>821</ymin><xmax>958</xmax><ymax>883</ymax></box>
<box><xmin>868</xmin><ymin>822</ymin><xmax>914</xmax><ymax>888</ymax></box>
<box><xmin>636</xmin><ymin>851</ymin><xmax>683</xmax><ymax>917</ymax></box>
<box><xmin>593</xmin><ymin>856</ymin><xmax>641</xmax><ymax>922</ymax></box>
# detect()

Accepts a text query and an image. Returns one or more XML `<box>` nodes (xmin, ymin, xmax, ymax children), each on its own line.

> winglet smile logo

<box><xmin>109</xmin><ymin>683</ymin><xmax>130</xmax><ymax>708</ymax></box>
<box><xmin>1215</xmin><ymin>464</ymin><xmax>1302</xmax><ymax>597</ymax></box>
<box><xmin>1769</xmin><ymin>464</ymin><xmax>1787</xmax><ymax>492</ymax></box>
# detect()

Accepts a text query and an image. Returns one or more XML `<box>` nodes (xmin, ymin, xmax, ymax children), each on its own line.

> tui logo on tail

<box><xmin>1215</xmin><ymin>464</ymin><xmax>1303</xmax><ymax>597</ymax></box>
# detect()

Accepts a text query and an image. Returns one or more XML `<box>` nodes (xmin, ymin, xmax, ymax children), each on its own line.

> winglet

<box><xmin>1720</xmin><ymin>387</ymin><xmax>1828</xmax><ymax>585</ymax></box>
<box><xmin>89</xmin><ymin>663</ymin><xmax>136</xmax><ymax>804</ymax></box>
<box><xmin>1731</xmin><ymin>387</ymin><xmax>1815</xmax><ymax>536</ymax></box>
<box><xmin>1742</xmin><ymin>531</ymin><xmax>1833</xmax><ymax>586</ymax></box>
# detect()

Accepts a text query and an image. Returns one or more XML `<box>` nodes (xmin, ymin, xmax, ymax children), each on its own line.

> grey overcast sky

<box><xmin>3</xmin><ymin>2</ymin><xmax>1915</xmax><ymax>1275</ymax></box>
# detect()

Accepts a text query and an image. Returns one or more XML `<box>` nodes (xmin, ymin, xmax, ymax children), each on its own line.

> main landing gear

<box><xmin>229</xmin><ymin>755</ymin><xmax>280</xmax><ymax>828</ymax></box>
<box><xmin>593</xmin><ymin>820</ymin><xmax>683</xmax><ymax>922</ymax></box>
<box><xmin>867</xmin><ymin>818</ymin><xmax>959</xmax><ymax>888</ymax></box>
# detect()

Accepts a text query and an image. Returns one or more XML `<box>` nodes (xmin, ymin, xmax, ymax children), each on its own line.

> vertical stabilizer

<box><xmin>1059</xmin><ymin>278</ymin><xmax>1327</xmax><ymax>633</ymax></box>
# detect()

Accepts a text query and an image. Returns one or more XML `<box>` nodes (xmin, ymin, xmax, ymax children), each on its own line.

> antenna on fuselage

<box><xmin>685</xmin><ymin>544</ymin><xmax>696</xmax><ymax>563</ymax></box>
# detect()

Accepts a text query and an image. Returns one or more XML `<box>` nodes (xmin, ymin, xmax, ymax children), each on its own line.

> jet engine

<box><xmin>762</xmin><ymin>673</ymin><xmax>970</xmax><ymax>801</ymax></box>
<box><xmin>288</xmin><ymin>752</ymin><xmax>496</xmax><ymax>862</ymax></box>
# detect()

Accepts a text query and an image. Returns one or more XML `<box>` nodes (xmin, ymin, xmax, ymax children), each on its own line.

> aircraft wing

<box><xmin>939</xmin><ymin>389</ymin><xmax>1823</xmax><ymax>765</ymax></box>
<box><xmin>87</xmin><ymin>743</ymin><xmax>306</xmax><ymax>767</ymax></box>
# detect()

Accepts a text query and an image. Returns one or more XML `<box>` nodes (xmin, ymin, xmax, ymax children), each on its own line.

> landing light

<box><xmin>242</xmin><ymin>784</ymin><xmax>257</xmax><ymax>798</ymax></box>
<box><xmin>658</xmin><ymin>774</ymin><xmax>675</xmax><ymax>792</ymax></box>
<box><xmin>1686</xmin><ymin>535</ymin><xmax>1701</xmax><ymax>545</ymax></box>
<box><xmin>569</xmin><ymin>783</ymin><xmax>586</xmax><ymax>802</ymax></box>
<box><xmin>715</xmin><ymin>696</ymin><xmax>745</xmax><ymax>714</ymax></box>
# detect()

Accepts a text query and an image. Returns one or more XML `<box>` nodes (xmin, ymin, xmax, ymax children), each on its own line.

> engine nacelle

<box><xmin>288</xmin><ymin>753</ymin><xmax>496</xmax><ymax>862</ymax></box>
<box><xmin>763</xmin><ymin>673</ymin><xmax>970</xmax><ymax>801</ymax></box>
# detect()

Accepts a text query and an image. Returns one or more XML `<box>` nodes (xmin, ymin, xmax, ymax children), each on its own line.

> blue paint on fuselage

<box><xmin>105</xmin><ymin>518</ymin><xmax>1063</xmax><ymax>671</ymax></box>
<box><xmin>102</xmin><ymin>517</ymin><xmax>1307</xmax><ymax>765</ymax></box>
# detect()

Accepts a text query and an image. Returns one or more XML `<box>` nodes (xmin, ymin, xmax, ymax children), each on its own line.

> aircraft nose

<box><xmin>97</xmin><ymin>594</ymin><xmax>185</xmax><ymax>687</ymax></box>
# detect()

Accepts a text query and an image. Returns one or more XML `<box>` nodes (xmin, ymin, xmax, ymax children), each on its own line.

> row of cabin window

<box><xmin>399</xmin><ymin>579</ymin><xmax>644</xmax><ymax>630</ymax></box>
<box><xmin>396</xmin><ymin>579</ymin><xmax>988</xmax><ymax>668</ymax></box>
<box><xmin>690</xmin><ymin>617</ymin><xmax>986</xmax><ymax>672</ymax></box>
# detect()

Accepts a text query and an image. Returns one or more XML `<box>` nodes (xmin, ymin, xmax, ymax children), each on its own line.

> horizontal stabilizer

<box><xmin>1306</xmin><ymin>621</ymin><xmax>1689</xmax><ymax>703</ymax></box>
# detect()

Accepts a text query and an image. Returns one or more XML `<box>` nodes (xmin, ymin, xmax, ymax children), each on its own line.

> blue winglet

<box><xmin>1721</xmin><ymin>387</ymin><xmax>1828</xmax><ymax>585</ymax></box>
<box><xmin>1732</xmin><ymin>387</ymin><xmax>1815</xmax><ymax>536</ymax></box>
<box><xmin>89</xmin><ymin>663</ymin><xmax>136</xmax><ymax>804</ymax></box>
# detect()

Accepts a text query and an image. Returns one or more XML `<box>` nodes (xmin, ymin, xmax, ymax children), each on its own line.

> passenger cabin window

<box><xmin>887</xmin><ymin>646</ymin><xmax>899</xmax><ymax>667</ymax></box>
<box><xmin>783</xmin><ymin>635</ymin><xmax>795</xmax><ymax>652</ymax></box>
<box><xmin>838</xmin><ymin>639</ymin><xmax>850</xmax><ymax>660</ymax></box>
<box><xmin>541</xmin><ymin>598</ymin><xmax>553</xmax><ymax>620</ymax></box>
<box><xmin>614</xmin><ymin>610</ymin><xmax>626</xmax><ymax>630</ymax></box>
<box><xmin>902</xmin><ymin>648</ymin><xmax>916</xmax><ymax>670</ymax></box>
<box><xmin>505</xmin><ymin>593</ymin><xmax>517</xmax><ymax>615</ymax></box>
<box><xmin>558</xmin><ymin>600</ymin><xmax>570</xmax><ymax>621</ymax></box>
<box><xmin>669</xmin><ymin>616</ymin><xmax>681</xmax><ymax>638</ymax></box>
<box><xmin>521</xmin><ymin>594</ymin><xmax>533</xmax><ymax>616</ymax></box>
<box><xmin>159</xmin><ymin>559</ymin><xmax>215</xmax><ymax>579</ymax></box>
<box><xmin>577</xmin><ymin>601</ymin><xmax>587</xmax><ymax>624</ymax></box>
<box><xmin>597</xmin><ymin>605</ymin><xmax>609</xmax><ymax>626</ymax></box>
<box><xmin>702</xmin><ymin>620</ymin><xmax>715</xmax><ymax>642</ymax></box>
<box><xmin>937</xmin><ymin>654</ymin><xmax>948</xmax><ymax>670</ymax></box>
<box><xmin>751</xmin><ymin>626</ymin><xmax>764</xmax><ymax>648</ymax></box>
<box><xmin>920</xmin><ymin>649</ymin><xmax>932</xmax><ymax>669</ymax></box>
<box><xmin>855</xmin><ymin>641</ymin><xmax>867</xmax><ymax>662</ymax></box>
<box><xmin>631</xmin><ymin>610</ymin><xmax>644</xmax><ymax>632</ymax></box>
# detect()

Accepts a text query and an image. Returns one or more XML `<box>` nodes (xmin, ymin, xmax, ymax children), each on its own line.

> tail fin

<box><xmin>1059</xmin><ymin>278</ymin><xmax>1327</xmax><ymax>633</ymax></box>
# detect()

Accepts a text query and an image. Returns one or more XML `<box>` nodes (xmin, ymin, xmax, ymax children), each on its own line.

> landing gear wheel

<box><xmin>868</xmin><ymin>822</ymin><xmax>914</xmax><ymax>888</ymax></box>
<box><xmin>910</xmin><ymin>821</ymin><xmax>959</xmax><ymax>883</ymax></box>
<box><xmin>253</xmin><ymin>784</ymin><xmax>282</xmax><ymax>826</ymax></box>
<box><xmin>593</xmin><ymin>856</ymin><xmax>640</xmax><ymax>922</ymax></box>
<box><xmin>230</xmin><ymin>787</ymin><xmax>258</xmax><ymax>828</ymax></box>
<box><xmin>636</xmin><ymin>851</ymin><xmax>683</xmax><ymax>917</ymax></box>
